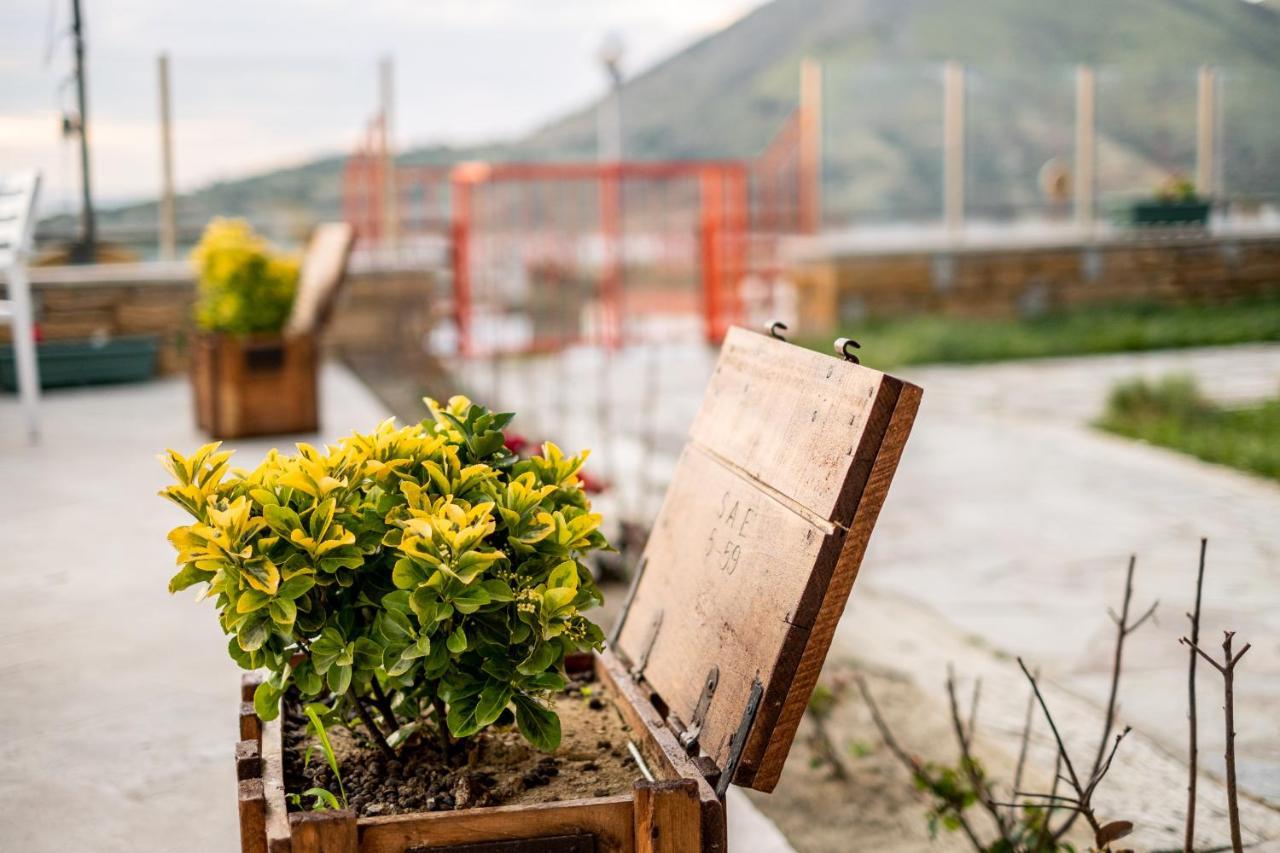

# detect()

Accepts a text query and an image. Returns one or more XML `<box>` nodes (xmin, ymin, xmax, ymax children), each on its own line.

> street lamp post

<box><xmin>596</xmin><ymin>34</ymin><xmax>625</xmax><ymax>162</ymax></box>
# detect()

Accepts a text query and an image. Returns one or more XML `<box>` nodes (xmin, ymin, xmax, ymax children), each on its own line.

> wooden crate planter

<box><xmin>192</xmin><ymin>332</ymin><xmax>319</xmax><ymax>439</ymax></box>
<box><xmin>192</xmin><ymin>222</ymin><xmax>354</xmax><ymax>439</ymax></box>
<box><xmin>234</xmin><ymin>326</ymin><xmax>923</xmax><ymax>852</ymax></box>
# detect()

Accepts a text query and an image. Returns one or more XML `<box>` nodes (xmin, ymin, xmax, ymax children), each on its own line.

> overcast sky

<box><xmin>0</xmin><ymin>0</ymin><xmax>765</xmax><ymax>211</ymax></box>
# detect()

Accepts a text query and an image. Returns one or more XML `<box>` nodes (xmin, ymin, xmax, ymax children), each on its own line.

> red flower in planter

<box><xmin>504</xmin><ymin>433</ymin><xmax>529</xmax><ymax>455</ymax></box>
<box><xmin>577</xmin><ymin>469</ymin><xmax>607</xmax><ymax>494</ymax></box>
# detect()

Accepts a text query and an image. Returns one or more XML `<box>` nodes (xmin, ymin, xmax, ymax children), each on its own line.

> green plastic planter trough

<box><xmin>1129</xmin><ymin>200</ymin><xmax>1211</xmax><ymax>227</ymax></box>
<box><xmin>0</xmin><ymin>335</ymin><xmax>159</xmax><ymax>391</ymax></box>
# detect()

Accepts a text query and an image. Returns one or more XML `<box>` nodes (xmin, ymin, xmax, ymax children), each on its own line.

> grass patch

<box><xmin>797</xmin><ymin>295</ymin><xmax>1280</xmax><ymax>368</ymax></box>
<box><xmin>1097</xmin><ymin>375</ymin><xmax>1280</xmax><ymax>481</ymax></box>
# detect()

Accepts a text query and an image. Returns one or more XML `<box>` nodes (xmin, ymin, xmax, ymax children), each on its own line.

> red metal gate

<box><xmin>450</xmin><ymin>161</ymin><xmax>750</xmax><ymax>357</ymax></box>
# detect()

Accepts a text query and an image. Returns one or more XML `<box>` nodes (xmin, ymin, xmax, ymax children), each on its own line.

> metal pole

<box><xmin>1075</xmin><ymin>64</ymin><xmax>1096</xmax><ymax>232</ymax></box>
<box><xmin>798</xmin><ymin>58</ymin><xmax>823</xmax><ymax>234</ymax></box>
<box><xmin>380</xmin><ymin>56</ymin><xmax>399</xmax><ymax>248</ymax></box>
<box><xmin>157</xmin><ymin>53</ymin><xmax>177</xmax><ymax>260</ymax></box>
<box><xmin>943</xmin><ymin>61</ymin><xmax>965</xmax><ymax>233</ymax></box>
<box><xmin>1196</xmin><ymin>64</ymin><xmax>1216</xmax><ymax>198</ymax></box>
<box><xmin>69</xmin><ymin>0</ymin><xmax>96</xmax><ymax>263</ymax></box>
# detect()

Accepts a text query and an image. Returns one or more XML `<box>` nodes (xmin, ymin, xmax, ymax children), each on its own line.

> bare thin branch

<box><xmin>1185</xmin><ymin>537</ymin><xmax>1207</xmax><ymax>853</ymax></box>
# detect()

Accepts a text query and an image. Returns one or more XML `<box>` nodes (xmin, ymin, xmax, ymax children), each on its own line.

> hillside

<box><xmin>87</xmin><ymin>0</ymin><xmax>1280</xmax><ymax>237</ymax></box>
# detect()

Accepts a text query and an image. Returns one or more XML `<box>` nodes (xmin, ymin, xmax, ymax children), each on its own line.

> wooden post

<box><xmin>1075</xmin><ymin>64</ymin><xmax>1096</xmax><ymax>232</ymax></box>
<box><xmin>943</xmin><ymin>61</ymin><xmax>966</xmax><ymax>234</ymax></box>
<box><xmin>798</xmin><ymin>57</ymin><xmax>823</xmax><ymax>234</ymax></box>
<box><xmin>379</xmin><ymin>56</ymin><xmax>399</xmax><ymax>249</ymax></box>
<box><xmin>238</xmin><ymin>778</ymin><xmax>268</xmax><ymax>853</ymax></box>
<box><xmin>634</xmin><ymin>779</ymin><xmax>702</xmax><ymax>853</ymax></box>
<box><xmin>290</xmin><ymin>810</ymin><xmax>357</xmax><ymax>853</ymax></box>
<box><xmin>239</xmin><ymin>700</ymin><xmax>262</xmax><ymax>744</ymax></box>
<box><xmin>1196</xmin><ymin>64</ymin><xmax>1217</xmax><ymax>198</ymax></box>
<box><xmin>157</xmin><ymin>53</ymin><xmax>177</xmax><ymax>260</ymax></box>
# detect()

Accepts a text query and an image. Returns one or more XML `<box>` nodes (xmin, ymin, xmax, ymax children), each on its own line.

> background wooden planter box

<box><xmin>192</xmin><ymin>332</ymin><xmax>318</xmax><ymax>439</ymax></box>
<box><xmin>231</xmin><ymin>327</ymin><xmax>922</xmax><ymax>853</ymax></box>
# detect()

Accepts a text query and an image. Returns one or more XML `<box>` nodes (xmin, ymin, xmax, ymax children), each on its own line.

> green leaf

<box><xmin>547</xmin><ymin>560</ymin><xmax>578</xmax><ymax>590</ymax></box>
<box><xmin>310</xmin><ymin>627</ymin><xmax>345</xmax><ymax>674</ymax></box>
<box><xmin>392</xmin><ymin>558</ymin><xmax>428</xmax><ymax>590</ymax></box>
<box><xmin>302</xmin><ymin>787</ymin><xmax>341</xmax><ymax>811</ymax></box>
<box><xmin>522</xmin><ymin>671</ymin><xmax>566</xmax><ymax>692</ymax></box>
<box><xmin>513</xmin><ymin>694</ymin><xmax>561</xmax><ymax>752</ymax></box>
<box><xmin>268</xmin><ymin>598</ymin><xmax>297</xmax><ymax>627</ymax></box>
<box><xmin>263</xmin><ymin>504</ymin><xmax>302</xmax><ymax>537</ymax></box>
<box><xmin>377</xmin><ymin>609</ymin><xmax>414</xmax><ymax>645</ymax></box>
<box><xmin>304</xmin><ymin>703</ymin><xmax>347</xmax><ymax>808</ymax></box>
<box><xmin>446</xmin><ymin>625</ymin><xmax>468</xmax><ymax>654</ymax></box>
<box><xmin>451</xmin><ymin>585</ymin><xmax>491</xmax><ymax>614</ymax></box>
<box><xmin>517</xmin><ymin>642</ymin><xmax>557</xmax><ymax>676</ymax></box>
<box><xmin>476</xmin><ymin>681</ymin><xmax>514</xmax><ymax>728</ymax></box>
<box><xmin>168</xmin><ymin>563</ymin><xmax>210</xmax><ymax>593</ymax></box>
<box><xmin>327</xmin><ymin>663</ymin><xmax>352</xmax><ymax>695</ymax></box>
<box><xmin>254</xmin><ymin>680</ymin><xmax>282</xmax><ymax>721</ymax></box>
<box><xmin>237</xmin><ymin>613</ymin><xmax>272</xmax><ymax>652</ymax></box>
<box><xmin>353</xmin><ymin>637</ymin><xmax>383</xmax><ymax>669</ymax></box>
<box><xmin>278</xmin><ymin>574</ymin><xmax>316</xmax><ymax>600</ymax></box>
<box><xmin>294</xmin><ymin>661</ymin><xmax>323</xmax><ymax>696</ymax></box>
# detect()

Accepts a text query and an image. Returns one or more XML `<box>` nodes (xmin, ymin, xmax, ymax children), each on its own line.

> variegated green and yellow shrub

<box><xmin>160</xmin><ymin>397</ymin><xmax>607</xmax><ymax>753</ymax></box>
<box><xmin>192</xmin><ymin>217</ymin><xmax>299</xmax><ymax>334</ymax></box>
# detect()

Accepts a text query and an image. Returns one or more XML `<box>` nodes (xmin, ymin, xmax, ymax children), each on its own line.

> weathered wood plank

<box><xmin>240</xmin><ymin>778</ymin><xmax>269</xmax><ymax>853</ymax></box>
<box><xmin>613</xmin><ymin>442</ymin><xmax>849</xmax><ymax>779</ymax></box>
<box><xmin>688</xmin><ymin>326</ymin><xmax>894</xmax><ymax>525</ymax></box>
<box><xmin>357</xmin><ymin>797</ymin><xmax>635</xmax><ymax>853</ymax></box>
<box><xmin>237</xmin><ymin>738</ymin><xmax>263</xmax><ymax>782</ymax></box>
<box><xmin>595</xmin><ymin>652</ymin><xmax>726</xmax><ymax>853</ymax></box>
<box><xmin>291</xmin><ymin>810</ymin><xmax>358</xmax><ymax>853</ymax></box>
<box><xmin>615</xmin><ymin>326</ymin><xmax>919</xmax><ymax>794</ymax></box>
<box><xmin>633</xmin><ymin>781</ymin><xmax>701</xmax><ymax>853</ymax></box>
<box><xmin>741</xmin><ymin>381</ymin><xmax>923</xmax><ymax>791</ymax></box>
<box><xmin>241</xmin><ymin>700</ymin><xmax>263</xmax><ymax>744</ymax></box>
<box><xmin>261</xmin><ymin>712</ymin><xmax>293</xmax><ymax>853</ymax></box>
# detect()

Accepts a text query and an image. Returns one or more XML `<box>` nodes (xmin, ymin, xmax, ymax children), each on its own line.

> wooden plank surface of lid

<box><xmin>611</xmin><ymin>326</ymin><xmax>922</xmax><ymax>793</ymax></box>
<box><xmin>285</xmin><ymin>222</ymin><xmax>355</xmax><ymax>335</ymax></box>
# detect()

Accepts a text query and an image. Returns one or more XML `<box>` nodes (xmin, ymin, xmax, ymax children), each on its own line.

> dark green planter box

<box><xmin>0</xmin><ymin>335</ymin><xmax>159</xmax><ymax>391</ymax></box>
<box><xmin>1130</xmin><ymin>200</ymin><xmax>1211</xmax><ymax>227</ymax></box>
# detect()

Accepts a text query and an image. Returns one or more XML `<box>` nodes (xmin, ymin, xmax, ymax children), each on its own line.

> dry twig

<box><xmin>855</xmin><ymin>675</ymin><xmax>987</xmax><ymax>852</ymax></box>
<box><xmin>1184</xmin><ymin>537</ymin><xmax>1208</xmax><ymax>852</ymax></box>
<box><xmin>1180</xmin><ymin>631</ymin><xmax>1252</xmax><ymax>853</ymax></box>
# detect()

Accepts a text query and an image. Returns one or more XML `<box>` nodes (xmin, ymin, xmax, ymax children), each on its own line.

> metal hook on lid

<box><xmin>834</xmin><ymin>337</ymin><xmax>861</xmax><ymax>364</ymax></box>
<box><xmin>767</xmin><ymin>320</ymin><xmax>789</xmax><ymax>341</ymax></box>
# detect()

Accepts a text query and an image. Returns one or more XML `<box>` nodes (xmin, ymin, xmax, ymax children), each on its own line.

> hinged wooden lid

<box><xmin>285</xmin><ymin>222</ymin><xmax>356</xmax><ymax>335</ymax></box>
<box><xmin>610</xmin><ymin>326</ymin><xmax>921</xmax><ymax>794</ymax></box>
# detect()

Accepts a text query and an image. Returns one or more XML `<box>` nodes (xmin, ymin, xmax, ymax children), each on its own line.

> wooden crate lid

<box><xmin>285</xmin><ymin>222</ymin><xmax>356</xmax><ymax>335</ymax></box>
<box><xmin>611</xmin><ymin>326</ymin><xmax>921</xmax><ymax>794</ymax></box>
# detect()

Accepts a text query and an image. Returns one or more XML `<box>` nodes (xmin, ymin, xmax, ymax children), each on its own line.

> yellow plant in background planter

<box><xmin>192</xmin><ymin>218</ymin><xmax>300</xmax><ymax>334</ymax></box>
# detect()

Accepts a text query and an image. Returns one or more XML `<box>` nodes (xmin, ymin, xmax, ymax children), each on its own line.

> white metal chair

<box><xmin>0</xmin><ymin>171</ymin><xmax>42</xmax><ymax>441</ymax></box>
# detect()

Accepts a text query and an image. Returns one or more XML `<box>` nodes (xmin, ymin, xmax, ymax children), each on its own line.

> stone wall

<box><xmin>0</xmin><ymin>263</ymin><xmax>442</xmax><ymax>381</ymax></box>
<box><xmin>789</xmin><ymin>232</ymin><xmax>1280</xmax><ymax>329</ymax></box>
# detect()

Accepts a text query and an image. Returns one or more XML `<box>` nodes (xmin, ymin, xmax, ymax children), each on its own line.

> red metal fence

<box><xmin>341</xmin><ymin>101</ymin><xmax>816</xmax><ymax>357</ymax></box>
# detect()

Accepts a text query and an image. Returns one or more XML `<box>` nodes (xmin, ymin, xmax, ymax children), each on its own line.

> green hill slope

<box><xmin>88</xmin><ymin>0</ymin><xmax>1280</xmax><ymax>236</ymax></box>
